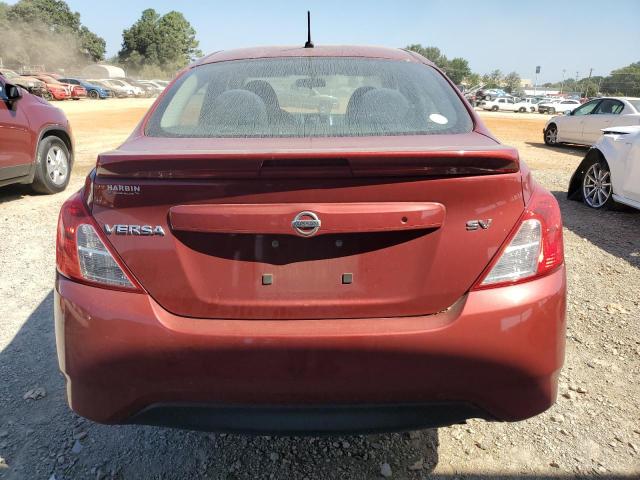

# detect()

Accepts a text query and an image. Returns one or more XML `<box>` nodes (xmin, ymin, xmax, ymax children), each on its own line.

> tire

<box><xmin>519</xmin><ymin>107</ymin><xmax>526</xmax><ymax>113</ymax></box>
<box><xmin>88</xmin><ymin>90</ymin><xmax>99</xmax><ymax>99</ymax></box>
<box><xmin>544</xmin><ymin>124</ymin><xmax>559</xmax><ymax>146</ymax></box>
<box><xmin>549</xmin><ymin>107</ymin><xmax>556</xmax><ymax>115</ymax></box>
<box><xmin>581</xmin><ymin>158</ymin><xmax>615</xmax><ymax>209</ymax></box>
<box><xmin>491</xmin><ymin>105</ymin><xmax>499</xmax><ymax>112</ymax></box>
<box><xmin>31</xmin><ymin>136</ymin><xmax>71</xmax><ymax>194</ymax></box>
<box><xmin>43</xmin><ymin>91</ymin><xmax>53</xmax><ymax>101</ymax></box>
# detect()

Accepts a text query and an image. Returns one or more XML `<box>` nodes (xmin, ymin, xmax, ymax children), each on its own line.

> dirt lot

<box><xmin>0</xmin><ymin>100</ymin><xmax>639</xmax><ymax>479</ymax></box>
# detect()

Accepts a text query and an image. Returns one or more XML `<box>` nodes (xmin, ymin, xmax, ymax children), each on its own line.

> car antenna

<box><xmin>304</xmin><ymin>11</ymin><xmax>314</xmax><ymax>48</ymax></box>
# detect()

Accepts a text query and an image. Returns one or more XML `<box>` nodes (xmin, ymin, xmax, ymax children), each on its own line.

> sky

<box><xmin>7</xmin><ymin>0</ymin><xmax>640</xmax><ymax>82</ymax></box>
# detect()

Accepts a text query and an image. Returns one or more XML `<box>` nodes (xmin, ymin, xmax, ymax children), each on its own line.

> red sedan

<box><xmin>55</xmin><ymin>45</ymin><xmax>566</xmax><ymax>434</ymax></box>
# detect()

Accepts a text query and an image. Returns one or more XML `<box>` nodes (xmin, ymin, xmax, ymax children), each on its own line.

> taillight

<box><xmin>56</xmin><ymin>189</ymin><xmax>142</xmax><ymax>292</ymax></box>
<box><xmin>473</xmin><ymin>188</ymin><xmax>564</xmax><ymax>289</ymax></box>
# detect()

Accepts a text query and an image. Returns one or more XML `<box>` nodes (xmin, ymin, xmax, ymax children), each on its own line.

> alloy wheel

<box><xmin>582</xmin><ymin>163</ymin><xmax>612</xmax><ymax>208</ymax></box>
<box><xmin>45</xmin><ymin>145</ymin><xmax>69</xmax><ymax>186</ymax></box>
<box><xmin>545</xmin><ymin>126</ymin><xmax>558</xmax><ymax>145</ymax></box>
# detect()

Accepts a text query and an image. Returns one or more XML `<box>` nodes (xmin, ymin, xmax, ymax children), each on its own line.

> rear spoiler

<box><xmin>96</xmin><ymin>147</ymin><xmax>520</xmax><ymax>179</ymax></box>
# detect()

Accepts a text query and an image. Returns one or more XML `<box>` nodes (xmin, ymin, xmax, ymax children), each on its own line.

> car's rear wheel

<box><xmin>544</xmin><ymin>124</ymin><xmax>558</xmax><ymax>145</ymax></box>
<box><xmin>519</xmin><ymin>107</ymin><xmax>526</xmax><ymax>113</ymax></box>
<box><xmin>582</xmin><ymin>159</ymin><xmax>614</xmax><ymax>209</ymax></box>
<box><xmin>491</xmin><ymin>105</ymin><xmax>499</xmax><ymax>111</ymax></box>
<box><xmin>31</xmin><ymin>136</ymin><xmax>71</xmax><ymax>194</ymax></box>
<box><xmin>88</xmin><ymin>90</ymin><xmax>99</xmax><ymax>99</ymax></box>
<box><xmin>549</xmin><ymin>107</ymin><xmax>556</xmax><ymax>114</ymax></box>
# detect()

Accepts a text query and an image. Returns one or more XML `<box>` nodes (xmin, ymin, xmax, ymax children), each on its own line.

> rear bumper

<box><xmin>50</xmin><ymin>90</ymin><xmax>68</xmax><ymax>100</ymax></box>
<box><xmin>55</xmin><ymin>266</ymin><xmax>566</xmax><ymax>433</ymax></box>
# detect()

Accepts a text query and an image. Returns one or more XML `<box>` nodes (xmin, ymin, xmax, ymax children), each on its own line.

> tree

<box><xmin>119</xmin><ymin>9</ymin><xmax>202</xmax><ymax>75</ymax></box>
<box><xmin>445</xmin><ymin>57</ymin><xmax>471</xmax><ymax>85</ymax></box>
<box><xmin>406</xmin><ymin>44</ymin><xmax>475</xmax><ymax>85</ymax></box>
<box><xmin>0</xmin><ymin>0</ymin><xmax>105</xmax><ymax>65</ymax></box>
<box><xmin>79</xmin><ymin>26</ymin><xmax>106</xmax><ymax>63</ymax></box>
<box><xmin>405</xmin><ymin>44</ymin><xmax>448</xmax><ymax>70</ymax></box>
<box><xmin>7</xmin><ymin>0</ymin><xmax>80</xmax><ymax>32</ymax></box>
<box><xmin>482</xmin><ymin>70</ymin><xmax>503</xmax><ymax>88</ymax></box>
<box><xmin>601</xmin><ymin>62</ymin><xmax>640</xmax><ymax>96</ymax></box>
<box><xmin>503</xmin><ymin>71</ymin><xmax>522</xmax><ymax>94</ymax></box>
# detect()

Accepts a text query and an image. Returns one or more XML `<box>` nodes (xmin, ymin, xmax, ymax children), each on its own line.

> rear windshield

<box><xmin>146</xmin><ymin>57</ymin><xmax>473</xmax><ymax>138</ymax></box>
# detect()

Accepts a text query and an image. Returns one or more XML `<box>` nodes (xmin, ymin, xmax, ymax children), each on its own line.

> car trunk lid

<box><xmin>90</xmin><ymin>134</ymin><xmax>524</xmax><ymax>320</ymax></box>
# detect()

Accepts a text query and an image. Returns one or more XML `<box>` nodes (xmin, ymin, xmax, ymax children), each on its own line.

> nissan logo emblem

<box><xmin>291</xmin><ymin>211</ymin><xmax>321</xmax><ymax>237</ymax></box>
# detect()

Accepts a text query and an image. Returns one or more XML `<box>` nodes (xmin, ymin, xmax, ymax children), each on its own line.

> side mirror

<box><xmin>565</xmin><ymin>110</ymin><xmax>573</xmax><ymax>116</ymax></box>
<box><xmin>3</xmin><ymin>83</ymin><xmax>22</xmax><ymax>101</ymax></box>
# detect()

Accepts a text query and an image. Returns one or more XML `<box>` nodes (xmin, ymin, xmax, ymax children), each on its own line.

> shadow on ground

<box><xmin>1</xmin><ymin>291</ymin><xmax>638</xmax><ymax>478</ymax></box>
<box><xmin>0</xmin><ymin>184</ymin><xmax>36</xmax><ymax>205</ymax></box>
<box><xmin>525</xmin><ymin>141</ymin><xmax>588</xmax><ymax>158</ymax></box>
<box><xmin>553</xmin><ymin>191</ymin><xmax>640</xmax><ymax>268</ymax></box>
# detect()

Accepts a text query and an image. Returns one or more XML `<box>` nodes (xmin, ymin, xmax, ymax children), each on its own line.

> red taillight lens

<box><xmin>473</xmin><ymin>187</ymin><xmax>564</xmax><ymax>290</ymax></box>
<box><xmin>56</xmin><ymin>190</ymin><xmax>142</xmax><ymax>292</ymax></box>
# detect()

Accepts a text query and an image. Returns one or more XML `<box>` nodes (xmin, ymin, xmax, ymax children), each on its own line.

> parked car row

<box><xmin>0</xmin><ymin>69</ymin><xmax>168</xmax><ymax>101</ymax></box>
<box><xmin>479</xmin><ymin>96</ymin><xmax>584</xmax><ymax>114</ymax></box>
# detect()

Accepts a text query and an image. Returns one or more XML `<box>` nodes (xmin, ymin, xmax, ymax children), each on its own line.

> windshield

<box><xmin>147</xmin><ymin>57</ymin><xmax>473</xmax><ymax>138</ymax></box>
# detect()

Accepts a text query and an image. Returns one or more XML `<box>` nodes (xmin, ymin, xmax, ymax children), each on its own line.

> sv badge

<box><xmin>466</xmin><ymin>219</ymin><xmax>493</xmax><ymax>231</ymax></box>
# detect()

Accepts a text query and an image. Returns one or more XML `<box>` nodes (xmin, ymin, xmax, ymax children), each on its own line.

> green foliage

<box><xmin>601</xmin><ymin>62</ymin><xmax>640</xmax><ymax>96</ymax></box>
<box><xmin>503</xmin><ymin>71</ymin><xmax>522</xmax><ymax>94</ymax></box>
<box><xmin>0</xmin><ymin>0</ymin><xmax>105</xmax><ymax>67</ymax></box>
<box><xmin>7</xmin><ymin>0</ymin><xmax>81</xmax><ymax>32</ymax></box>
<box><xmin>482</xmin><ymin>70</ymin><xmax>503</xmax><ymax>88</ymax></box>
<box><xmin>541</xmin><ymin>64</ymin><xmax>639</xmax><ymax>97</ymax></box>
<box><xmin>406</xmin><ymin>45</ymin><xmax>447</xmax><ymax>68</ymax></box>
<box><xmin>465</xmin><ymin>72</ymin><xmax>480</xmax><ymax>87</ymax></box>
<box><xmin>118</xmin><ymin>8</ymin><xmax>202</xmax><ymax>76</ymax></box>
<box><xmin>406</xmin><ymin>44</ymin><xmax>470</xmax><ymax>84</ymax></box>
<box><xmin>446</xmin><ymin>57</ymin><xmax>471</xmax><ymax>85</ymax></box>
<box><xmin>79</xmin><ymin>26</ymin><xmax>107</xmax><ymax>63</ymax></box>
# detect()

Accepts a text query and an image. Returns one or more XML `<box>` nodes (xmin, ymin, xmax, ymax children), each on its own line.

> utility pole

<box><xmin>584</xmin><ymin>68</ymin><xmax>593</xmax><ymax>99</ymax></box>
<box><xmin>534</xmin><ymin>65</ymin><xmax>540</xmax><ymax>96</ymax></box>
<box><xmin>560</xmin><ymin>69</ymin><xmax>566</xmax><ymax>95</ymax></box>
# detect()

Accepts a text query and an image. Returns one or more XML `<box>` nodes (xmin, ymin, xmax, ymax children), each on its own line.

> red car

<box><xmin>55</xmin><ymin>45</ymin><xmax>566</xmax><ymax>434</ymax></box>
<box><xmin>0</xmin><ymin>77</ymin><xmax>73</xmax><ymax>193</ymax></box>
<box><xmin>30</xmin><ymin>74</ymin><xmax>71</xmax><ymax>101</ymax></box>
<box><xmin>69</xmin><ymin>85</ymin><xmax>87</xmax><ymax>100</ymax></box>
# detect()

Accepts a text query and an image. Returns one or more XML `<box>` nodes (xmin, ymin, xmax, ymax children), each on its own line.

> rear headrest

<box><xmin>209</xmin><ymin>89</ymin><xmax>267</xmax><ymax>128</ymax></box>
<box><xmin>351</xmin><ymin>88</ymin><xmax>409</xmax><ymax>126</ymax></box>
<box><xmin>244</xmin><ymin>80</ymin><xmax>280</xmax><ymax>110</ymax></box>
<box><xmin>345</xmin><ymin>86</ymin><xmax>375</xmax><ymax>121</ymax></box>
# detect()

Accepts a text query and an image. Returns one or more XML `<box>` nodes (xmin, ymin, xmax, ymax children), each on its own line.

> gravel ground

<box><xmin>0</xmin><ymin>101</ymin><xmax>639</xmax><ymax>479</ymax></box>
